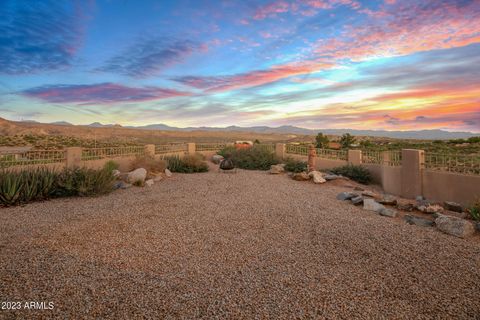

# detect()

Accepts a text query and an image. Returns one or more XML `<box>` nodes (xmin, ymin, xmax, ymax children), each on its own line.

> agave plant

<box><xmin>0</xmin><ymin>170</ymin><xmax>24</xmax><ymax>206</ymax></box>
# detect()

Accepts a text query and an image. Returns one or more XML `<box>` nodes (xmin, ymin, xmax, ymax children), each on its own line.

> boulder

<box><xmin>435</xmin><ymin>214</ymin><xmax>476</xmax><ymax>238</ymax></box>
<box><xmin>351</xmin><ymin>196</ymin><xmax>364</xmax><ymax>205</ymax></box>
<box><xmin>269</xmin><ymin>164</ymin><xmax>285</xmax><ymax>174</ymax></box>
<box><xmin>308</xmin><ymin>171</ymin><xmax>326</xmax><ymax>184</ymax></box>
<box><xmin>292</xmin><ymin>172</ymin><xmax>310</xmax><ymax>181</ymax></box>
<box><xmin>165</xmin><ymin>169</ymin><xmax>172</xmax><ymax>177</ymax></box>
<box><xmin>379</xmin><ymin>208</ymin><xmax>398</xmax><ymax>218</ymax></box>
<box><xmin>127</xmin><ymin>168</ymin><xmax>147</xmax><ymax>184</ymax></box>
<box><xmin>112</xmin><ymin>169</ymin><xmax>121</xmax><ymax>178</ymax></box>
<box><xmin>434</xmin><ymin>210</ymin><xmax>467</xmax><ymax>219</ymax></box>
<box><xmin>336</xmin><ymin>192</ymin><xmax>358</xmax><ymax>201</ymax></box>
<box><xmin>145</xmin><ymin>179</ymin><xmax>154</xmax><ymax>187</ymax></box>
<box><xmin>378</xmin><ymin>195</ymin><xmax>397</xmax><ymax>206</ymax></box>
<box><xmin>404</xmin><ymin>215</ymin><xmax>434</xmax><ymax>227</ymax></box>
<box><xmin>443</xmin><ymin>201</ymin><xmax>463</xmax><ymax>213</ymax></box>
<box><xmin>363</xmin><ymin>198</ymin><xmax>385</xmax><ymax>213</ymax></box>
<box><xmin>418</xmin><ymin>204</ymin><xmax>444</xmax><ymax>214</ymax></box>
<box><xmin>212</xmin><ymin>154</ymin><xmax>224</xmax><ymax>164</ymax></box>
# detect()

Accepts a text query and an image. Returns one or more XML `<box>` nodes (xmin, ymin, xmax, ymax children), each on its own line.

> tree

<box><xmin>253</xmin><ymin>139</ymin><xmax>260</xmax><ymax>144</ymax></box>
<box><xmin>340</xmin><ymin>133</ymin><xmax>356</xmax><ymax>149</ymax></box>
<box><xmin>315</xmin><ymin>132</ymin><xmax>329</xmax><ymax>149</ymax></box>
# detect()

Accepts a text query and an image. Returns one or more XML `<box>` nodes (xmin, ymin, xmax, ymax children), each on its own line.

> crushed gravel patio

<box><xmin>1</xmin><ymin>168</ymin><xmax>479</xmax><ymax>319</ymax></box>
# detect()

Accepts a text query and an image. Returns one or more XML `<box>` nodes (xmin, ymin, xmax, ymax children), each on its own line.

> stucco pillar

<box><xmin>401</xmin><ymin>149</ymin><xmax>425</xmax><ymax>199</ymax></box>
<box><xmin>307</xmin><ymin>144</ymin><xmax>316</xmax><ymax>172</ymax></box>
<box><xmin>66</xmin><ymin>147</ymin><xmax>82</xmax><ymax>168</ymax></box>
<box><xmin>348</xmin><ymin>150</ymin><xmax>362</xmax><ymax>165</ymax></box>
<box><xmin>144</xmin><ymin>144</ymin><xmax>155</xmax><ymax>157</ymax></box>
<box><xmin>275</xmin><ymin>143</ymin><xmax>286</xmax><ymax>160</ymax></box>
<box><xmin>187</xmin><ymin>143</ymin><xmax>196</xmax><ymax>154</ymax></box>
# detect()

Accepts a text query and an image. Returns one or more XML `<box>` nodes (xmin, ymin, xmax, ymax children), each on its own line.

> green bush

<box><xmin>103</xmin><ymin>160</ymin><xmax>119</xmax><ymax>173</ymax></box>
<box><xmin>218</xmin><ymin>145</ymin><xmax>279</xmax><ymax>170</ymax></box>
<box><xmin>283</xmin><ymin>157</ymin><xmax>307</xmax><ymax>173</ymax></box>
<box><xmin>331</xmin><ymin>164</ymin><xmax>372</xmax><ymax>184</ymax></box>
<box><xmin>469</xmin><ymin>198</ymin><xmax>480</xmax><ymax>221</ymax></box>
<box><xmin>55</xmin><ymin>167</ymin><xmax>116</xmax><ymax>197</ymax></box>
<box><xmin>164</xmin><ymin>154</ymin><xmax>209</xmax><ymax>173</ymax></box>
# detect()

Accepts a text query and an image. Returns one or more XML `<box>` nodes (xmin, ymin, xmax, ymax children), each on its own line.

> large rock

<box><xmin>269</xmin><ymin>164</ymin><xmax>285</xmax><ymax>174</ymax></box>
<box><xmin>379</xmin><ymin>208</ymin><xmax>398</xmax><ymax>218</ymax></box>
<box><xmin>351</xmin><ymin>195</ymin><xmax>364</xmax><ymax>205</ymax></box>
<box><xmin>418</xmin><ymin>204</ymin><xmax>444</xmax><ymax>214</ymax></box>
<box><xmin>443</xmin><ymin>201</ymin><xmax>463</xmax><ymax>213</ymax></box>
<box><xmin>127</xmin><ymin>168</ymin><xmax>147</xmax><ymax>184</ymax></box>
<box><xmin>435</xmin><ymin>214</ymin><xmax>476</xmax><ymax>238</ymax></box>
<box><xmin>292</xmin><ymin>172</ymin><xmax>310</xmax><ymax>181</ymax></box>
<box><xmin>212</xmin><ymin>154</ymin><xmax>224</xmax><ymax>164</ymax></box>
<box><xmin>308</xmin><ymin>171</ymin><xmax>326</xmax><ymax>184</ymax></box>
<box><xmin>165</xmin><ymin>169</ymin><xmax>172</xmax><ymax>177</ymax></box>
<box><xmin>336</xmin><ymin>192</ymin><xmax>358</xmax><ymax>201</ymax></box>
<box><xmin>404</xmin><ymin>215</ymin><xmax>434</xmax><ymax>227</ymax></box>
<box><xmin>363</xmin><ymin>198</ymin><xmax>385</xmax><ymax>213</ymax></box>
<box><xmin>378</xmin><ymin>195</ymin><xmax>397</xmax><ymax>206</ymax></box>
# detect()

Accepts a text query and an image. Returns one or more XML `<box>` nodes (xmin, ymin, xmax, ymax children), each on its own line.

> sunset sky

<box><xmin>0</xmin><ymin>0</ymin><xmax>479</xmax><ymax>132</ymax></box>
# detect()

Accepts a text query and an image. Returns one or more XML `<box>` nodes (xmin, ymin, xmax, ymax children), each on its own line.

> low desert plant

<box><xmin>218</xmin><ymin>145</ymin><xmax>279</xmax><ymax>170</ymax></box>
<box><xmin>55</xmin><ymin>167</ymin><xmax>116</xmax><ymax>197</ymax></box>
<box><xmin>103</xmin><ymin>160</ymin><xmax>119</xmax><ymax>173</ymax></box>
<box><xmin>165</xmin><ymin>154</ymin><xmax>209</xmax><ymax>173</ymax></box>
<box><xmin>130</xmin><ymin>156</ymin><xmax>166</xmax><ymax>174</ymax></box>
<box><xmin>469</xmin><ymin>198</ymin><xmax>480</xmax><ymax>221</ymax></box>
<box><xmin>331</xmin><ymin>164</ymin><xmax>372</xmax><ymax>184</ymax></box>
<box><xmin>217</xmin><ymin>146</ymin><xmax>236</xmax><ymax>157</ymax></box>
<box><xmin>283</xmin><ymin>157</ymin><xmax>307</xmax><ymax>173</ymax></box>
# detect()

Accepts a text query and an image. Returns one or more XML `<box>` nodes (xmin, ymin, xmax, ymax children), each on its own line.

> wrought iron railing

<box><xmin>155</xmin><ymin>144</ymin><xmax>188</xmax><ymax>154</ymax></box>
<box><xmin>0</xmin><ymin>150</ymin><xmax>66</xmax><ymax>168</ymax></box>
<box><xmin>425</xmin><ymin>152</ymin><xmax>480</xmax><ymax>175</ymax></box>
<box><xmin>82</xmin><ymin>146</ymin><xmax>144</xmax><ymax>160</ymax></box>
<box><xmin>315</xmin><ymin>148</ymin><xmax>347</xmax><ymax>161</ymax></box>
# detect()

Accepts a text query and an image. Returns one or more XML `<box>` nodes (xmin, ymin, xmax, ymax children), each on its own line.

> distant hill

<box><xmin>0</xmin><ymin>117</ymin><xmax>477</xmax><ymax>140</ymax></box>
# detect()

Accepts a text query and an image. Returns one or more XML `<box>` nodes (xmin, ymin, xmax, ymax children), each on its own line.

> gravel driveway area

<box><xmin>1</xmin><ymin>167</ymin><xmax>479</xmax><ymax>319</ymax></box>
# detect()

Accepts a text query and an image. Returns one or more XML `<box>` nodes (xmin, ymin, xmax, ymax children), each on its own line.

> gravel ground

<box><xmin>1</xmin><ymin>166</ymin><xmax>480</xmax><ymax>319</ymax></box>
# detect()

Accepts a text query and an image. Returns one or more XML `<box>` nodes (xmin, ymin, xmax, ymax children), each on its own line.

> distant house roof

<box><xmin>0</xmin><ymin>146</ymin><xmax>32</xmax><ymax>154</ymax></box>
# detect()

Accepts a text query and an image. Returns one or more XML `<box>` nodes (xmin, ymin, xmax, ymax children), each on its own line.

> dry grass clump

<box><xmin>165</xmin><ymin>153</ymin><xmax>208</xmax><ymax>173</ymax></box>
<box><xmin>130</xmin><ymin>155</ymin><xmax>167</xmax><ymax>174</ymax></box>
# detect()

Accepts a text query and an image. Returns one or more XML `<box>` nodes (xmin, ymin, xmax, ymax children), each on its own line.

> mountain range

<box><xmin>5</xmin><ymin>118</ymin><xmax>479</xmax><ymax>140</ymax></box>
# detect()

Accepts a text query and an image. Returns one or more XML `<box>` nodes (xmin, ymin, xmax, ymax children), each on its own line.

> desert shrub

<box><xmin>0</xmin><ymin>168</ymin><xmax>58</xmax><ymax>206</ymax></box>
<box><xmin>130</xmin><ymin>155</ymin><xmax>166</xmax><ymax>174</ymax></box>
<box><xmin>165</xmin><ymin>154</ymin><xmax>209</xmax><ymax>173</ymax></box>
<box><xmin>331</xmin><ymin>164</ymin><xmax>372</xmax><ymax>184</ymax></box>
<box><xmin>103</xmin><ymin>160</ymin><xmax>119</xmax><ymax>172</ymax></box>
<box><xmin>283</xmin><ymin>157</ymin><xmax>307</xmax><ymax>173</ymax></box>
<box><xmin>55</xmin><ymin>167</ymin><xmax>116</xmax><ymax>197</ymax></box>
<box><xmin>469</xmin><ymin>198</ymin><xmax>480</xmax><ymax>221</ymax></box>
<box><xmin>218</xmin><ymin>145</ymin><xmax>279</xmax><ymax>170</ymax></box>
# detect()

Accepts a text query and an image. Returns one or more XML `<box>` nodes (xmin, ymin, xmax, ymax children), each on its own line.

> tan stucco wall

<box><xmin>422</xmin><ymin>170</ymin><xmax>480</xmax><ymax>206</ymax></box>
<box><xmin>381</xmin><ymin>166</ymin><xmax>402</xmax><ymax>196</ymax></box>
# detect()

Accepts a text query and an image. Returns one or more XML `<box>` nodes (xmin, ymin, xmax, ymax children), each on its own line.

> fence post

<box><xmin>187</xmin><ymin>143</ymin><xmax>196</xmax><ymax>154</ymax></box>
<box><xmin>308</xmin><ymin>144</ymin><xmax>316</xmax><ymax>172</ymax></box>
<box><xmin>144</xmin><ymin>144</ymin><xmax>155</xmax><ymax>157</ymax></box>
<box><xmin>348</xmin><ymin>150</ymin><xmax>362</xmax><ymax>165</ymax></box>
<box><xmin>401</xmin><ymin>149</ymin><xmax>425</xmax><ymax>199</ymax></box>
<box><xmin>275</xmin><ymin>143</ymin><xmax>285</xmax><ymax>160</ymax></box>
<box><xmin>66</xmin><ymin>147</ymin><xmax>82</xmax><ymax>168</ymax></box>
<box><xmin>381</xmin><ymin>151</ymin><xmax>390</xmax><ymax>165</ymax></box>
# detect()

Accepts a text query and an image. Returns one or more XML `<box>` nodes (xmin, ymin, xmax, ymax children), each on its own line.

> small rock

<box><xmin>145</xmin><ymin>179</ymin><xmax>154</xmax><ymax>187</ymax></box>
<box><xmin>165</xmin><ymin>169</ymin><xmax>172</xmax><ymax>177</ymax></box>
<box><xmin>379</xmin><ymin>208</ymin><xmax>398</xmax><ymax>217</ymax></box>
<box><xmin>416</xmin><ymin>195</ymin><xmax>426</xmax><ymax>202</ymax></box>
<box><xmin>397</xmin><ymin>203</ymin><xmax>415</xmax><ymax>212</ymax></box>
<box><xmin>436</xmin><ymin>210</ymin><xmax>467</xmax><ymax>219</ymax></box>
<box><xmin>292</xmin><ymin>172</ymin><xmax>310</xmax><ymax>181</ymax></box>
<box><xmin>127</xmin><ymin>168</ymin><xmax>147</xmax><ymax>184</ymax></box>
<box><xmin>351</xmin><ymin>196</ymin><xmax>364</xmax><ymax>205</ymax></box>
<box><xmin>354</xmin><ymin>186</ymin><xmax>365</xmax><ymax>191</ymax></box>
<box><xmin>435</xmin><ymin>214</ymin><xmax>476</xmax><ymax>238</ymax></box>
<box><xmin>361</xmin><ymin>190</ymin><xmax>379</xmax><ymax>198</ymax></box>
<box><xmin>324</xmin><ymin>174</ymin><xmax>341</xmax><ymax>181</ymax></box>
<box><xmin>378</xmin><ymin>194</ymin><xmax>397</xmax><ymax>206</ymax></box>
<box><xmin>363</xmin><ymin>198</ymin><xmax>385</xmax><ymax>213</ymax></box>
<box><xmin>309</xmin><ymin>171</ymin><xmax>326</xmax><ymax>184</ymax></box>
<box><xmin>269</xmin><ymin>164</ymin><xmax>285</xmax><ymax>174</ymax></box>
<box><xmin>212</xmin><ymin>154</ymin><xmax>224</xmax><ymax>164</ymax></box>
<box><xmin>443</xmin><ymin>201</ymin><xmax>463</xmax><ymax>213</ymax></box>
<box><xmin>421</xmin><ymin>204</ymin><xmax>444</xmax><ymax>214</ymax></box>
<box><xmin>112</xmin><ymin>169</ymin><xmax>121</xmax><ymax>178</ymax></box>
<box><xmin>404</xmin><ymin>215</ymin><xmax>434</xmax><ymax>227</ymax></box>
<box><xmin>336</xmin><ymin>192</ymin><xmax>358</xmax><ymax>201</ymax></box>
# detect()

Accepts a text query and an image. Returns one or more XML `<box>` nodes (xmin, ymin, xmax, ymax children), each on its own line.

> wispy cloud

<box><xmin>21</xmin><ymin>83</ymin><xmax>191</xmax><ymax>105</ymax></box>
<box><xmin>0</xmin><ymin>1</ymin><xmax>87</xmax><ymax>74</ymax></box>
<box><xmin>97</xmin><ymin>36</ymin><xmax>206</xmax><ymax>78</ymax></box>
<box><xmin>173</xmin><ymin>60</ymin><xmax>332</xmax><ymax>92</ymax></box>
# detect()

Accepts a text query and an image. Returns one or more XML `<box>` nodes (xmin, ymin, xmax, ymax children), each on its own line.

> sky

<box><xmin>0</xmin><ymin>0</ymin><xmax>479</xmax><ymax>132</ymax></box>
